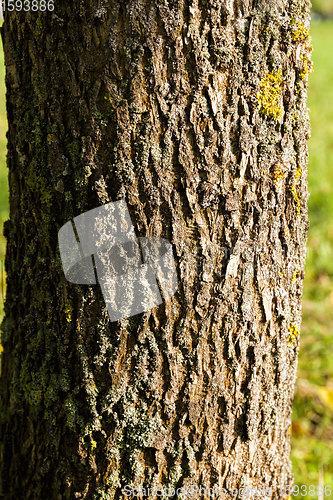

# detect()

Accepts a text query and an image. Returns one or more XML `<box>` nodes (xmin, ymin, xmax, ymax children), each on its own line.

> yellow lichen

<box><xmin>283</xmin><ymin>226</ymin><xmax>290</xmax><ymax>240</ymax></box>
<box><xmin>289</xmin><ymin>166</ymin><xmax>302</xmax><ymax>217</ymax></box>
<box><xmin>291</xmin><ymin>22</ymin><xmax>313</xmax><ymax>81</ymax></box>
<box><xmin>290</xmin><ymin>19</ymin><xmax>314</xmax><ymax>88</ymax></box>
<box><xmin>299</xmin><ymin>52</ymin><xmax>314</xmax><ymax>80</ymax></box>
<box><xmin>273</xmin><ymin>164</ymin><xmax>286</xmax><ymax>187</ymax></box>
<box><xmin>257</xmin><ymin>70</ymin><xmax>283</xmax><ymax>121</ymax></box>
<box><xmin>292</xmin><ymin>22</ymin><xmax>309</xmax><ymax>42</ymax></box>
<box><xmin>90</xmin><ymin>439</ymin><xmax>97</xmax><ymax>451</ymax></box>
<box><xmin>64</xmin><ymin>304</ymin><xmax>72</xmax><ymax>323</ymax></box>
<box><xmin>290</xmin><ymin>185</ymin><xmax>301</xmax><ymax>217</ymax></box>
<box><xmin>288</xmin><ymin>323</ymin><xmax>300</xmax><ymax>345</ymax></box>
<box><xmin>292</xmin><ymin>268</ymin><xmax>299</xmax><ymax>283</ymax></box>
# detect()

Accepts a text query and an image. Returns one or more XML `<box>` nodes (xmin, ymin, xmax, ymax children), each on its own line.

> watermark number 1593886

<box><xmin>1</xmin><ymin>0</ymin><xmax>54</xmax><ymax>13</ymax></box>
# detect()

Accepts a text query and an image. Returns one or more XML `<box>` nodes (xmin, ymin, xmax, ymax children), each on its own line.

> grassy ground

<box><xmin>0</xmin><ymin>23</ymin><xmax>332</xmax><ymax>497</ymax></box>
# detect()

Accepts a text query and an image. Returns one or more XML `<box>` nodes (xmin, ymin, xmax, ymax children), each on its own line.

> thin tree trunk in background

<box><xmin>0</xmin><ymin>0</ymin><xmax>311</xmax><ymax>498</ymax></box>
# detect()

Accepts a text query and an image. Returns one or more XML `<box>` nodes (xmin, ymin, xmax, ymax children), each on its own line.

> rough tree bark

<box><xmin>0</xmin><ymin>0</ymin><xmax>311</xmax><ymax>498</ymax></box>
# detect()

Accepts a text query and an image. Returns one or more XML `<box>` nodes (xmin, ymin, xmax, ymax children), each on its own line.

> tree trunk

<box><xmin>0</xmin><ymin>0</ymin><xmax>311</xmax><ymax>498</ymax></box>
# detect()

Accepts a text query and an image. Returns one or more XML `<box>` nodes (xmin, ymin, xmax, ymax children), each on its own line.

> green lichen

<box><xmin>257</xmin><ymin>70</ymin><xmax>283</xmax><ymax>121</ymax></box>
<box><xmin>122</xmin><ymin>404</ymin><xmax>160</xmax><ymax>450</ymax></box>
<box><xmin>67</xmin><ymin>139</ymin><xmax>82</xmax><ymax>170</ymax></box>
<box><xmin>65</xmin><ymin>191</ymin><xmax>73</xmax><ymax>202</ymax></box>
<box><xmin>26</xmin><ymin>165</ymin><xmax>54</xmax><ymax>210</ymax></box>
<box><xmin>64</xmin><ymin>397</ymin><xmax>81</xmax><ymax>430</ymax></box>
<box><xmin>93</xmin><ymin>108</ymin><xmax>108</xmax><ymax>128</ymax></box>
<box><xmin>100</xmin><ymin>385</ymin><xmax>167</xmax><ymax>482</ymax></box>
<box><xmin>33</xmin><ymin>16</ymin><xmax>43</xmax><ymax>37</ymax></box>
<box><xmin>168</xmin><ymin>464</ymin><xmax>183</xmax><ymax>485</ymax></box>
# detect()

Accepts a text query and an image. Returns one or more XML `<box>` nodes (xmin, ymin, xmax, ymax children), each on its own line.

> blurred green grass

<box><xmin>312</xmin><ymin>0</ymin><xmax>333</xmax><ymax>17</ymax></box>
<box><xmin>0</xmin><ymin>21</ymin><xmax>332</xmax><ymax>497</ymax></box>
<box><xmin>291</xmin><ymin>20</ymin><xmax>333</xmax><ymax>495</ymax></box>
<box><xmin>0</xmin><ymin>40</ymin><xmax>7</xmax><ymax>317</ymax></box>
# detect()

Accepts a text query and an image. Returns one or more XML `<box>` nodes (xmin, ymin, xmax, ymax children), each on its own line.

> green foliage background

<box><xmin>290</xmin><ymin>20</ymin><xmax>333</xmax><ymax>493</ymax></box>
<box><xmin>0</xmin><ymin>42</ymin><xmax>6</xmax><ymax>315</ymax></box>
<box><xmin>0</xmin><ymin>20</ymin><xmax>333</xmax><ymax>497</ymax></box>
<box><xmin>312</xmin><ymin>0</ymin><xmax>333</xmax><ymax>16</ymax></box>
